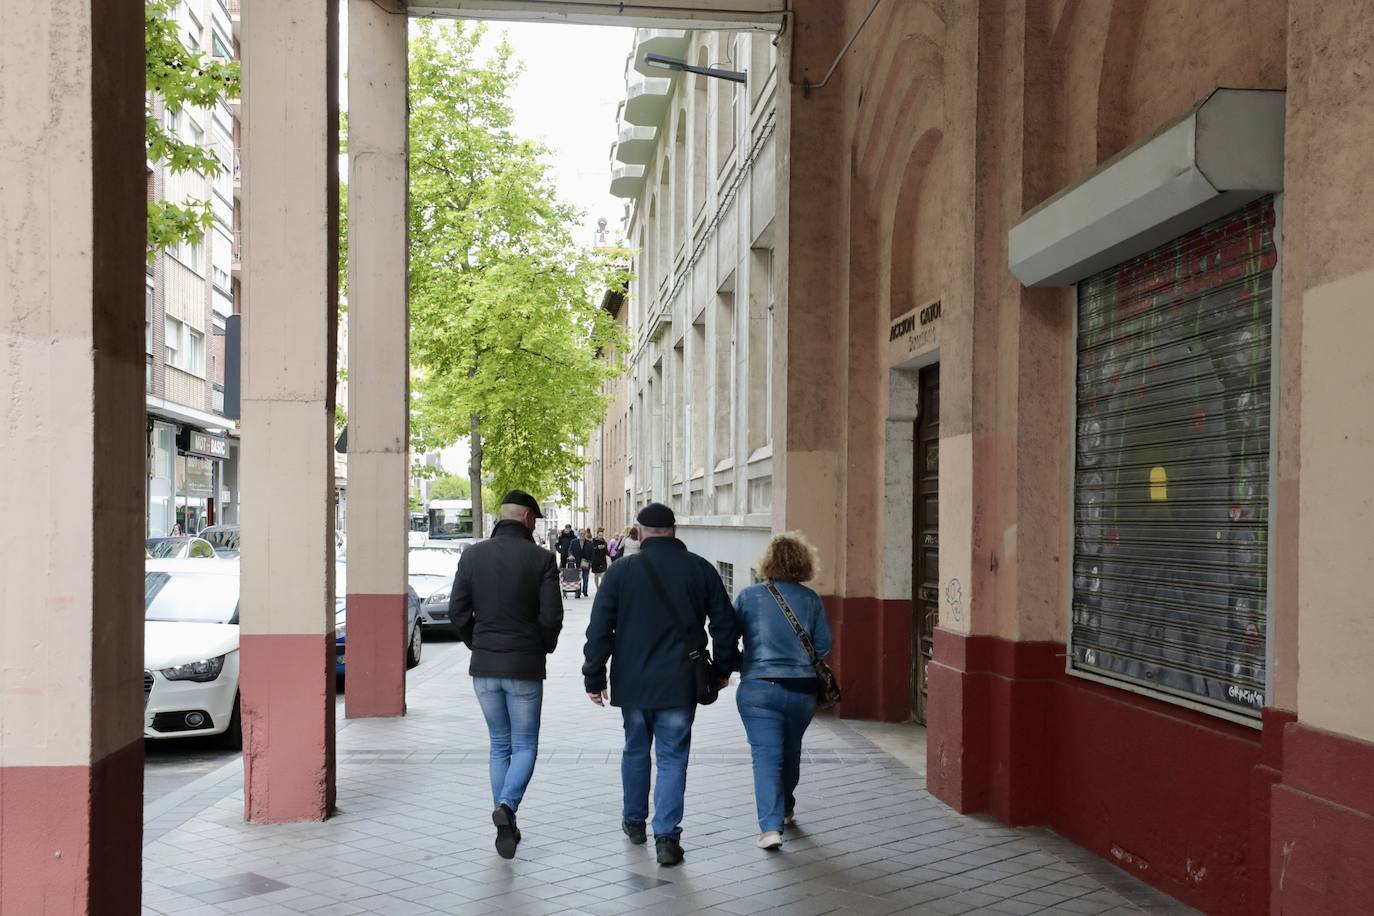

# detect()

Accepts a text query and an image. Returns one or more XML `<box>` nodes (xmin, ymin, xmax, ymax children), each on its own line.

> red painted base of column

<box><xmin>1270</xmin><ymin>722</ymin><xmax>1374</xmax><ymax>914</ymax></box>
<box><xmin>240</xmin><ymin>633</ymin><xmax>336</xmax><ymax>823</ymax></box>
<box><xmin>820</xmin><ymin>596</ymin><xmax>912</xmax><ymax>722</ymax></box>
<box><xmin>0</xmin><ymin>738</ymin><xmax>143</xmax><ymax>916</ymax></box>
<box><xmin>343</xmin><ymin>593</ymin><xmax>407</xmax><ymax>719</ymax></box>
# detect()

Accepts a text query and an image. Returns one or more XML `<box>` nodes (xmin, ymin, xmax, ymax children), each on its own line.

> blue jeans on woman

<box><xmin>473</xmin><ymin>677</ymin><xmax>544</xmax><ymax>812</ymax></box>
<box><xmin>621</xmin><ymin>706</ymin><xmax>695</xmax><ymax>840</ymax></box>
<box><xmin>736</xmin><ymin>678</ymin><xmax>816</xmax><ymax>833</ymax></box>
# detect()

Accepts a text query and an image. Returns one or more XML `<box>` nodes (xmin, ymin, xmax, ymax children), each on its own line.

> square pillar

<box><xmin>0</xmin><ymin>0</ymin><xmax>146</xmax><ymax>911</ymax></box>
<box><xmin>345</xmin><ymin>0</ymin><xmax>411</xmax><ymax>719</ymax></box>
<box><xmin>239</xmin><ymin>0</ymin><xmax>340</xmax><ymax>823</ymax></box>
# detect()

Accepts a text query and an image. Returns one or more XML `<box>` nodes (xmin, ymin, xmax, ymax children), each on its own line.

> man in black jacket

<box><xmin>581</xmin><ymin>503</ymin><xmax>738</xmax><ymax>866</ymax></box>
<box><xmin>556</xmin><ymin>524</ymin><xmax>575</xmax><ymax>566</ymax></box>
<box><xmin>568</xmin><ymin>528</ymin><xmax>595</xmax><ymax>597</ymax></box>
<box><xmin>449</xmin><ymin>489</ymin><xmax>563</xmax><ymax>860</ymax></box>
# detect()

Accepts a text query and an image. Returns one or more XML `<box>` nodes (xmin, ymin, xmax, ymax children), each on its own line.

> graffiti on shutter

<box><xmin>1071</xmin><ymin>197</ymin><xmax>1275</xmax><ymax>717</ymax></box>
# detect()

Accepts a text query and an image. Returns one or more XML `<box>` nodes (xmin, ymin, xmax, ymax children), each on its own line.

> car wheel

<box><xmin>218</xmin><ymin>692</ymin><xmax>243</xmax><ymax>751</ymax></box>
<box><xmin>406</xmin><ymin>623</ymin><xmax>422</xmax><ymax>669</ymax></box>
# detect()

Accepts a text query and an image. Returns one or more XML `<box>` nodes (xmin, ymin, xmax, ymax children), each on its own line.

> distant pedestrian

<box><xmin>556</xmin><ymin>524</ymin><xmax>575</xmax><ymax>565</ymax></box>
<box><xmin>618</xmin><ymin>525</ymin><xmax>641</xmax><ymax>558</ymax></box>
<box><xmin>730</xmin><ymin>532</ymin><xmax>833</xmax><ymax>850</ymax></box>
<box><xmin>169</xmin><ymin>523</ymin><xmax>182</xmax><ymax>536</ymax></box>
<box><xmin>569</xmin><ymin>528</ymin><xmax>594</xmax><ymax>597</ymax></box>
<box><xmin>582</xmin><ymin>503</ymin><xmax>738</xmax><ymax>866</ymax></box>
<box><xmin>591</xmin><ymin>528</ymin><xmax>609</xmax><ymax>589</ymax></box>
<box><xmin>448</xmin><ymin>490</ymin><xmax>564</xmax><ymax>860</ymax></box>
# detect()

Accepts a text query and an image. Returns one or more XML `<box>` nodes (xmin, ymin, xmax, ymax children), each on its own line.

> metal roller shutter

<box><xmin>1071</xmin><ymin>197</ymin><xmax>1276</xmax><ymax>717</ymax></box>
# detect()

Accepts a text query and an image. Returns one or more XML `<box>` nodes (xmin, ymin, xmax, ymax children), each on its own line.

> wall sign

<box><xmin>178</xmin><ymin>429</ymin><xmax>229</xmax><ymax>459</ymax></box>
<box><xmin>888</xmin><ymin>299</ymin><xmax>943</xmax><ymax>365</ymax></box>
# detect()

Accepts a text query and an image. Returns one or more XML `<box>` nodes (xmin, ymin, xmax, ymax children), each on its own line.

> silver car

<box><xmin>409</xmin><ymin>545</ymin><xmax>467</xmax><ymax>627</ymax></box>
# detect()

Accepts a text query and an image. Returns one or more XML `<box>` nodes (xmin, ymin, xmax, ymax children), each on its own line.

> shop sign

<box><xmin>179</xmin><ymin>429</ymin><xmax>229</xmax><ymax>459</ymax></box>
<box><xmin>184</xmin><ymin>456</ymin><xmax>214</xmax><ymax>497</ymax></box>
<box><xmin>888</xmin><ymin>299</ymin><xmax>942</xmax><ymax>364</ymax></box>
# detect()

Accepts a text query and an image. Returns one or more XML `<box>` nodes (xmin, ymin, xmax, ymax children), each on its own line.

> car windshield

<box><xmin>146</xmin><ymin>538</ymin><xmax>188</xmax><ymax>558</ymax></box>
<box><xmin>145</xmin><ymin>571</ymin><xmax>240</xmax><ymax>624</ymax></box>
<box><xmin>410</xmin><ymin>573</ymin><xmax>450</xmax><ymax>598</ymax></box>
<box><xmin>409</xmin><ymin>548</ymin><xmax>461</xmax><ymax>577</ymax></box>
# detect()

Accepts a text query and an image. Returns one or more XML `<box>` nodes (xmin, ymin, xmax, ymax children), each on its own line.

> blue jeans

<box><xmin>473</xmin><ymin>677</ymin><xmax>544</xmax><ymax>812</ymax></box>
<box><xmin>580</xmin><ymin>567</ymin><xmax>590</xmax><ymax>596</ymax></box>
<box><xmin>736</xmin><ymin>679</ymin><xmax>816</xmax><ymax>832</ymax></box>
<box><xmin>621</xmin><ymin>706</ymin><xmax>695</xmax><ymax>840</ymax></box>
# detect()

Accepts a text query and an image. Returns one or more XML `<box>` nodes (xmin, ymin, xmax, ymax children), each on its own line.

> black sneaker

<box><xmin>492</xmin><ymin>804</ymin><xmax>518</xmax><ymax>860</ymax></box>
<box><xmin>655</xmin><ymin>836</ymin><xmax>685</xmax><ymax>866</ymax></box>
<box><xmin>622</xmin><ymin>820</ymin><xmax>647</xmax><ymax>845</ymax></box>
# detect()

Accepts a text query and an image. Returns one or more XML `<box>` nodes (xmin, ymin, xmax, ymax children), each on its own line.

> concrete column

<box><xmin>239</xmin><ymin>0</ymin><xmax>340</xmax><ymax>822</ymax></box>
<box><xmin>0</xmin><ymin>0</ymin><xmax>146</xmax><ymax>911</ymax></box>
<box><xmin>345</xmin><ymin>0</ymin><xmax>410</xmax><ymax>719</ymax></box>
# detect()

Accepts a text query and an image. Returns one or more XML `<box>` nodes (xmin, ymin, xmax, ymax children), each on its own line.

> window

<box><xmin>164</xmin><ymin>316</ymin><xmax>180</xmax><ymax>366</ymax></box>
<box><xmin>747</xmin><ymin>248</ymin><xmax>774</xmax><ymax>452</ymax></box>
<box><xmin>717</xmin><ymin>561</ymin><xmax>734</xmax><ymax>595</ymax></box>
<box><xmin>713</xmin><ymin>292</ymin><xmax>735</xmax><ymax>461</ymax></box>
<box><xmin>714</xmin><ymin>35</ymin><xmax>738</xmax><ymax>174</ymax></box>
<box><xmin>186</xmin><ymin>328</ymin><xmax>205</xmax><ymax>376</ymax></box>
<box><xmin>146</xmin><ymin>283</ymin><xmax>154</xmax><ymax>355</ymax></box>
<box><xmin>1070</xmin><ymin>198</ymin><xmax>1276</xmax><ymax>719</ymax></box>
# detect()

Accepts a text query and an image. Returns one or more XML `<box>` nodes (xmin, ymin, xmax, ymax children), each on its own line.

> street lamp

<box><xmin>644</xmin><ymin>52</ymin><xmax>746</xmax><ymax>85</ymax></box>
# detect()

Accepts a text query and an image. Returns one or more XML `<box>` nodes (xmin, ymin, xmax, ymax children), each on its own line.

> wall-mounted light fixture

<box><xmin>644</xmin><ymin>52</ymin><xmax>746</xmax><ymax>85</ymax></box>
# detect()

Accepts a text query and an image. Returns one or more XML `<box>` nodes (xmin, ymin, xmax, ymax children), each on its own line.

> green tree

<box><xmin>428</xmin><ymin>474</ymin><xmax>471</xmax><ymax>500</ymax></box>
<box><xmin>145</xmin><ymin>0</ymin><xmax>240</xmax><ymax>259</ymax></box>
<box><xmin>407</xmin><ymin>21</ymin><xmax>628</xmax><ymax>534</ymax></box>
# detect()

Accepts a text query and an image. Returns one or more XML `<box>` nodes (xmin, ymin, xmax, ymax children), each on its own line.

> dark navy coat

<box><xmin>582</xmin><ymin>537</ymin><xmax>739</xmax><ymax>709</ymax></box>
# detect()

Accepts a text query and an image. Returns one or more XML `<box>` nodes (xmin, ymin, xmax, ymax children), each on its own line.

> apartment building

<box><xmin>601</xmin><ymin>27</ymin><xmax>780</xmax><ymax>593</ymax></box>
<box><xmin>145</xmin><ymin>0</ymin><xmax>242</xmax><ymax>536</ymax></box>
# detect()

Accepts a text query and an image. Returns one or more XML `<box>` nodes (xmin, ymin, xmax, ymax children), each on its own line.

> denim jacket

<box><xmin>732</xmin><ymin>580</ymin><xmax>833</xmax><ymax>681</ymax></box>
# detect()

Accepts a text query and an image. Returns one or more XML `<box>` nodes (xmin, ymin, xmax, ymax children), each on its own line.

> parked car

<box><xmin>146</xmin><ymin>536</ymin><xmax>217</xmax><ymax>559</ymax></box>
<box><xmin>143</xmin><ymin>559</ymin><xmax>242</xmax><ymax>748</ymax></box>
<box><xmin>408</xmin><ymin>545</ymin><xmax>465</xmax><ymax>628</ymax></box>
<box><xmin>334</xmin><ymin>564</ymin><xmax>422</xmax><ymax>677</ymax></box>
<box><xmin>198</xmin><ymin>524</ymin><xmax>240</xmax><ymax>559</ymax></box>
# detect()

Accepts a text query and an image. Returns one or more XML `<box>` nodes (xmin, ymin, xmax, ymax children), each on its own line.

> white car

<box><xmin>409</xmin><ymin>545</ymin><xmax>465</xmax><ymax>626</ymax></box>
<box><xmin>144</xmin><ymin>559</ymin><xmax>242</xmax><ymax>748</ymax></box>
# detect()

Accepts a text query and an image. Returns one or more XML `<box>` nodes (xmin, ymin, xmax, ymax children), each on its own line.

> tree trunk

<box><xmin>469</xmin><ymin>412</ymin><xmax>484</xmax><ymax>538</ymax></box>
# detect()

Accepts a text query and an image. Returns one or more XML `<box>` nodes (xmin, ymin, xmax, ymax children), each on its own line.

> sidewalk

<box><xmin>142</xmin><ymin>597</ymin><xmax>1194</xmax><ymax>916</ymax></box>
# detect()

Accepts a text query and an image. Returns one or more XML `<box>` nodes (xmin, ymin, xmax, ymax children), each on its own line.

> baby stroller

<box><xmin>559</xmin><ymin>560</ymin><xmax>583</xmax><ymax>599</ymax></box>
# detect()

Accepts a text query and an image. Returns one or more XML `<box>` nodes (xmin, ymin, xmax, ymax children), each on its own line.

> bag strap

<box><xmin>764</xmin><ymin>580</ymin><xmax>820</xmax><ymax>666</ymax></box>
<box><xmin>637</xmin><ymin>552</ymin><xmax>708</xmax><ymax>661</ymax></box>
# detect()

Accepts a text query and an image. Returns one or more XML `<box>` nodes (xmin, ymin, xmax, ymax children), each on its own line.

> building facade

<box><xmin>145</xmin><ymin>0</ymin><xmax>242</xmax><ymax>536</ymax></box>
<box><xmin>602</xmin><ymin>26</ymin><xmax>781</xmax><ymax>591</ymax></box>
<box><xmin>775</xmin><ymin>2</ymin><xmax>1374</xmax><ymax>913</ymax></box>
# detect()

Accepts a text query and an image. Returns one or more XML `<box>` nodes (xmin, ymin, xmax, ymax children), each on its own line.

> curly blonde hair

<box><xmin>757</xmin><ymin>531</ymin><xmax>818</xmax><ymax>583</ymax></box>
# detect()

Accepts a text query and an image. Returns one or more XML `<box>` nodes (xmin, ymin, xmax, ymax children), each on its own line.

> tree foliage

<box><xmin>146</xmin><ymin>0</ymin><xmax>239</xmax><ymax>259</ymax></box>
<box><xmin>407</xmin><ymin>21</ymin><xmax>628</xmax><ymax>526</ymax></box>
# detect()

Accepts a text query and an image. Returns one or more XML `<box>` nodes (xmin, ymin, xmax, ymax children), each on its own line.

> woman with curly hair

<box><xmin>730</xmin><ymin>531</ymin><xmax>833</xmax><ymax>849</ymax></box>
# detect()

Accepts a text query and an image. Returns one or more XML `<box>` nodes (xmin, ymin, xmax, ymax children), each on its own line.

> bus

<box><xmin>426</xmin><ymin>499</ymin><xmax>474</xmax><ymax>541</ymax></box>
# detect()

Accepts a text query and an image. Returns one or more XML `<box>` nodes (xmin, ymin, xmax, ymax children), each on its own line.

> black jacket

<box><xmin>556</xmin><ymin>529</ymin><xmax>575</xmax><ymax>556</ymax></box>
<box><xmin>591</xmin><ymin>537</ymin><xmax>609</xmax><ymax>573</ymax></box>
<box><xmin>582</xmin><ymin>537</ymin><xmax>739</xmax><ymax>709</ymax></box>
<box><xmin>449</xmin><ymin>520</ymin><xmax>564</xmax><ymax>679</ymax></box>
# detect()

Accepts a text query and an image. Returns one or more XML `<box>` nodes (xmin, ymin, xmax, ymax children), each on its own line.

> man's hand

<box><xmin>588</xmin><ymin>690</ymin><xmax>608</xmax><ymax>707</ymax></box>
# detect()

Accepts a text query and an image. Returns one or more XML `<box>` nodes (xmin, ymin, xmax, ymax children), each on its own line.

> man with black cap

<box><xmin>581</xmin><ymin>502</ymin><xmax>738</xmax><ymax>866</ymax></box>
<box><xmin>449</xmin><ymin>489</ymin><xmax>563</xmax><ymax>860</ymax></box>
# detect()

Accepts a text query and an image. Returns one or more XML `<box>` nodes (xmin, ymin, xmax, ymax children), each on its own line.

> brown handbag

<box><xmin>764</xmin><ymin>581</ymin><xmax>842</xmax><ymax>708</ymax></box>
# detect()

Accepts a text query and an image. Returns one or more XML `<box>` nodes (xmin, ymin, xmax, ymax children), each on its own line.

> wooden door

<box><xmin>912</xmin><ymin>364</ymin><xmax>940</xmax><ymax>724</ymax></box>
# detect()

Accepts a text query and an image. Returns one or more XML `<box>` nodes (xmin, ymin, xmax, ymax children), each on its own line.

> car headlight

<box><xmin>161</xmin><ymin>655</ymin><xmax>226</xmax><ymax>683</ymax></box>
<box><xmin>425</xmin><ymin>591</ymin><xmax>449</xmax><ymax>605</ymax></box>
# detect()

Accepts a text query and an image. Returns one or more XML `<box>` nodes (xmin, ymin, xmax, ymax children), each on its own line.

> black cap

<box><xmin>500</xmin><ymin>489</ymin><xmax>543</xmax><ymax>519</ymax></box>
<box><xmin>636</xmin><ymin>502</ymin><xmax>675</xmax><ymax>529</ymax></box>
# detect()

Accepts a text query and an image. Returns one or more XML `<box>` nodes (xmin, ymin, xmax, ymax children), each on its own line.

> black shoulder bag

<box><xmin>765</xmin><ymin>580</ymin><xmax>842</xmax><ymax>708</ymax></box>
<box><xmin>638</xmin><ymin>553</ymin><xmax>720</xmax><ymax>706</ymax></box>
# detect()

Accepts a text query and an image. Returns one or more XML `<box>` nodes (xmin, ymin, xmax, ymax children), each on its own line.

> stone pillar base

<box><xmin>343</xmin><ymin>594</ymin><xmax>408</xmax><ymax>719</ymax></box>
<box><xmin>241</xmin><ymin>634</ymin><xmax>337</xmax><ymax>823</ymax></box>
<box><xmin>0</xmin><ymin>739</ymin><xmax>142</xmax><ymax>915</ymax></box>
<box><xmin>821</xmin><ymin>596</ymin><xmax>912</xmax><ymax>722</ymax></box>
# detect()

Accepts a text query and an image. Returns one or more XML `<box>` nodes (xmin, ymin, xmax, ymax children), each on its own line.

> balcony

<box><xmin>232</xmin><ymin>147</ymin><xmax>241</xmax><ymax>198</ymax></box>
<box><xmin>231</xmin><ymin>229</ymin><xmax>241</xmax><ymax>279</ymax></box>
<box><xmin>622</xmin><ymin>71</ymin><xmax>673</xmax><ymax>127</ymax></box>
<box><xmin>227</xmin><ymin>0</ymin><xmax>240</xmax><ymax>38</ymax></box>
<box><xmin>615</xmin><ymin>121</ymin><xmax>657</xmax><ymax>165</ymax></box>
<box><xmin>610</xmin><ymin>163</ymin><xmax>646</xmax><ymax>200</ymax></box>
<box><xmin>633</xmin><ymin>29</ymin><xmax>691</xmax><ymax>77</ymax></box>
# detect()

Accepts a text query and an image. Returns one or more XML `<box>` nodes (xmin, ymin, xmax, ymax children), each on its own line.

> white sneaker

<box><xmin>783</xmin><ymin>812</ymin><xmax>796</xmax><ymax>826</ymax></box>
<box><xmin>757</xmin><ymin>831</ymin><xmax>782</xmax><ymax>850</ymax></box>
